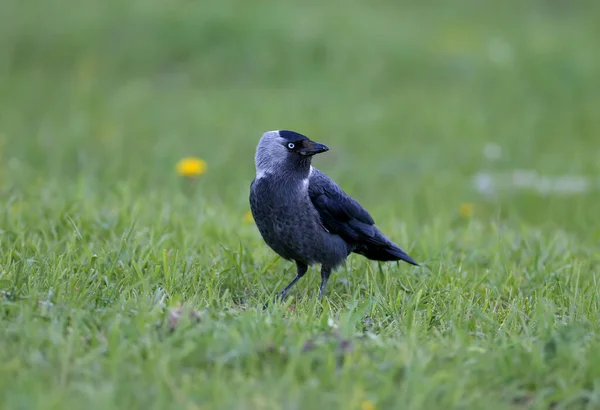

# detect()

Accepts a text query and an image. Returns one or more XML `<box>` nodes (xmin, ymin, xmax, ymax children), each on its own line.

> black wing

<box><xmin>308</xmin><ymin>168</ymin><xmax>375</xmax><ymax>241</ymax></box>
<box><xmin>308</xmin><ymin>168</ymin><xmax>418</xmax><ymax>265</ymax></box>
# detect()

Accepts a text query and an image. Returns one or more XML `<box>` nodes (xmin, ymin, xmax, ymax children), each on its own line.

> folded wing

<box><xmin>308</xmin><ymin>168</ymin><xmax>418</xmax><ymax>265</ymax></box>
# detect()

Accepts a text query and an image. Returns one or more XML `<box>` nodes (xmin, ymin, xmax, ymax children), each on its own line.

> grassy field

<box><xmin>2</xmin><ymin>0</ymin><xmax>600</xmax><ymax>408</ymax></box>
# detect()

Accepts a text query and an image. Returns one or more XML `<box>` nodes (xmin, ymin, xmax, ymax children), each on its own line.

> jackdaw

<box><xmin>249</xmin><ymin>130</ymin><xmax>418</xmax><ymax>299</ymax></box>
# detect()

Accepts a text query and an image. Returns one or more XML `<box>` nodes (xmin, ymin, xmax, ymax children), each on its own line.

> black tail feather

<box><xmin>354</xmin><ymin>243</ymin><xmax>419</xmax><ymax>265</ymax></box>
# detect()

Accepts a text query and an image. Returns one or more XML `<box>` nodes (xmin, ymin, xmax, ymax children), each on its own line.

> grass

<box><xmin>1</xmin><ymin>0</ymin><xmax>600</xmax><ymax>408</ymax></box>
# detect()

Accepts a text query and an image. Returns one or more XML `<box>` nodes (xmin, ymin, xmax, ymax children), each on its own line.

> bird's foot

<box><xmin>318</xmin><ymin>277</ymin><xmax>329</xmax><ymax>301</ymax></box>
<box><xmin>262</xmin><ymin>290</ymin><xmax>288</xmax><ymax>310</ymax></box>
<box><xmin>276</xmin><ymin>289</ymin><xmax>288</xmax><ymax>301</ymax></box>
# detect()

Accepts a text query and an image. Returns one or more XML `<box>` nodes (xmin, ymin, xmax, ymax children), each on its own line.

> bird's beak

<box><xmin>299</xmin><ymin>140</ymin><xmax>330</xmax><ymax>156</ymax></box>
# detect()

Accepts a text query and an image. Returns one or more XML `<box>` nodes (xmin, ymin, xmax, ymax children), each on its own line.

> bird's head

<box><xmin>255</xmin><ymin>130</ymin><xmax>329</xmax><ymax>178</ymax></box>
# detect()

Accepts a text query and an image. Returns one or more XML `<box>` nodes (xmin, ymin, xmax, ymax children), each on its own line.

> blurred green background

<box><xmin>2</xmin><ymin>0</ymin><xmax>599</xmax><ymax>236</ymax></box>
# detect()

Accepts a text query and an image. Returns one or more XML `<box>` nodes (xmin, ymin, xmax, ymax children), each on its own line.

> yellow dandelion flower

<box><xmin>176</xmin><ymin>157</ymin><xmax>207</xmax><ymax>177</ymax></box>
<box><xmin>361</xmin><ymin>400</ymin><xmax>376</xmax><ymax>410</ymax></box>
<box><xmin>243</xmin><ymin>210</ymin><xmax>254</xmax><ymax>224</ymax></box>
<box><xmin>459</xmin><ymin>202</ymin><xmax>474</xmax><ymax>218</ymax></box>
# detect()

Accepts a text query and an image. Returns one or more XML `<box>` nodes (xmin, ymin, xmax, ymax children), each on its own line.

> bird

<box><xmin>249</xmin><ymin>130</ymin><xmax>418</xmax><ymax>300</ymax></box>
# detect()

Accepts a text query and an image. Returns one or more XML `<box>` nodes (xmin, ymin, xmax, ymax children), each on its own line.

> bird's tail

<box><xmin>354</xmin><ymin>230</ymin><xmax>419</xmax><ymax>266</ymax></box>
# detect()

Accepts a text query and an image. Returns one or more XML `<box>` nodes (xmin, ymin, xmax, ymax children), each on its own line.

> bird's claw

<box><xmin>262</xmin><ymin>290</ymin><xmax>287</xmax><ymax>310</ymax></box>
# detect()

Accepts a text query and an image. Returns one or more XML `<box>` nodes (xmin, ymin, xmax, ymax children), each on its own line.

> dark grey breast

<box><xmin>250</xmin><ymin>176</ymin><xmax>324</xmax><ymax>264</ymax></box>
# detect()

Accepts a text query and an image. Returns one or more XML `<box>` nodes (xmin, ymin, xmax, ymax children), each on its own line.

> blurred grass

<box><xmin>1</xmin><ymin>0</ymin><xmax>600</xmax><ymax>409</ymax></box>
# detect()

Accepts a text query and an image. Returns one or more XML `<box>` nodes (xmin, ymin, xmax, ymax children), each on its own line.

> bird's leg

<box><xmin>277</xmin><ymin>261</ymin><xmax>308</xmax><ymax>300</ymax></box>
<box><xmin>318</xmin><ymin>266</ymin><xmax>332</xmax><ymax>300</ymax></box>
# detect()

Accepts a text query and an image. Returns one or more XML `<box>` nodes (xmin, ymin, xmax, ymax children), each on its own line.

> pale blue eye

<box><xmin>287</xmin><ymin>143</ymin><xmax>295</xmax><ymax>149</ymax></box>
